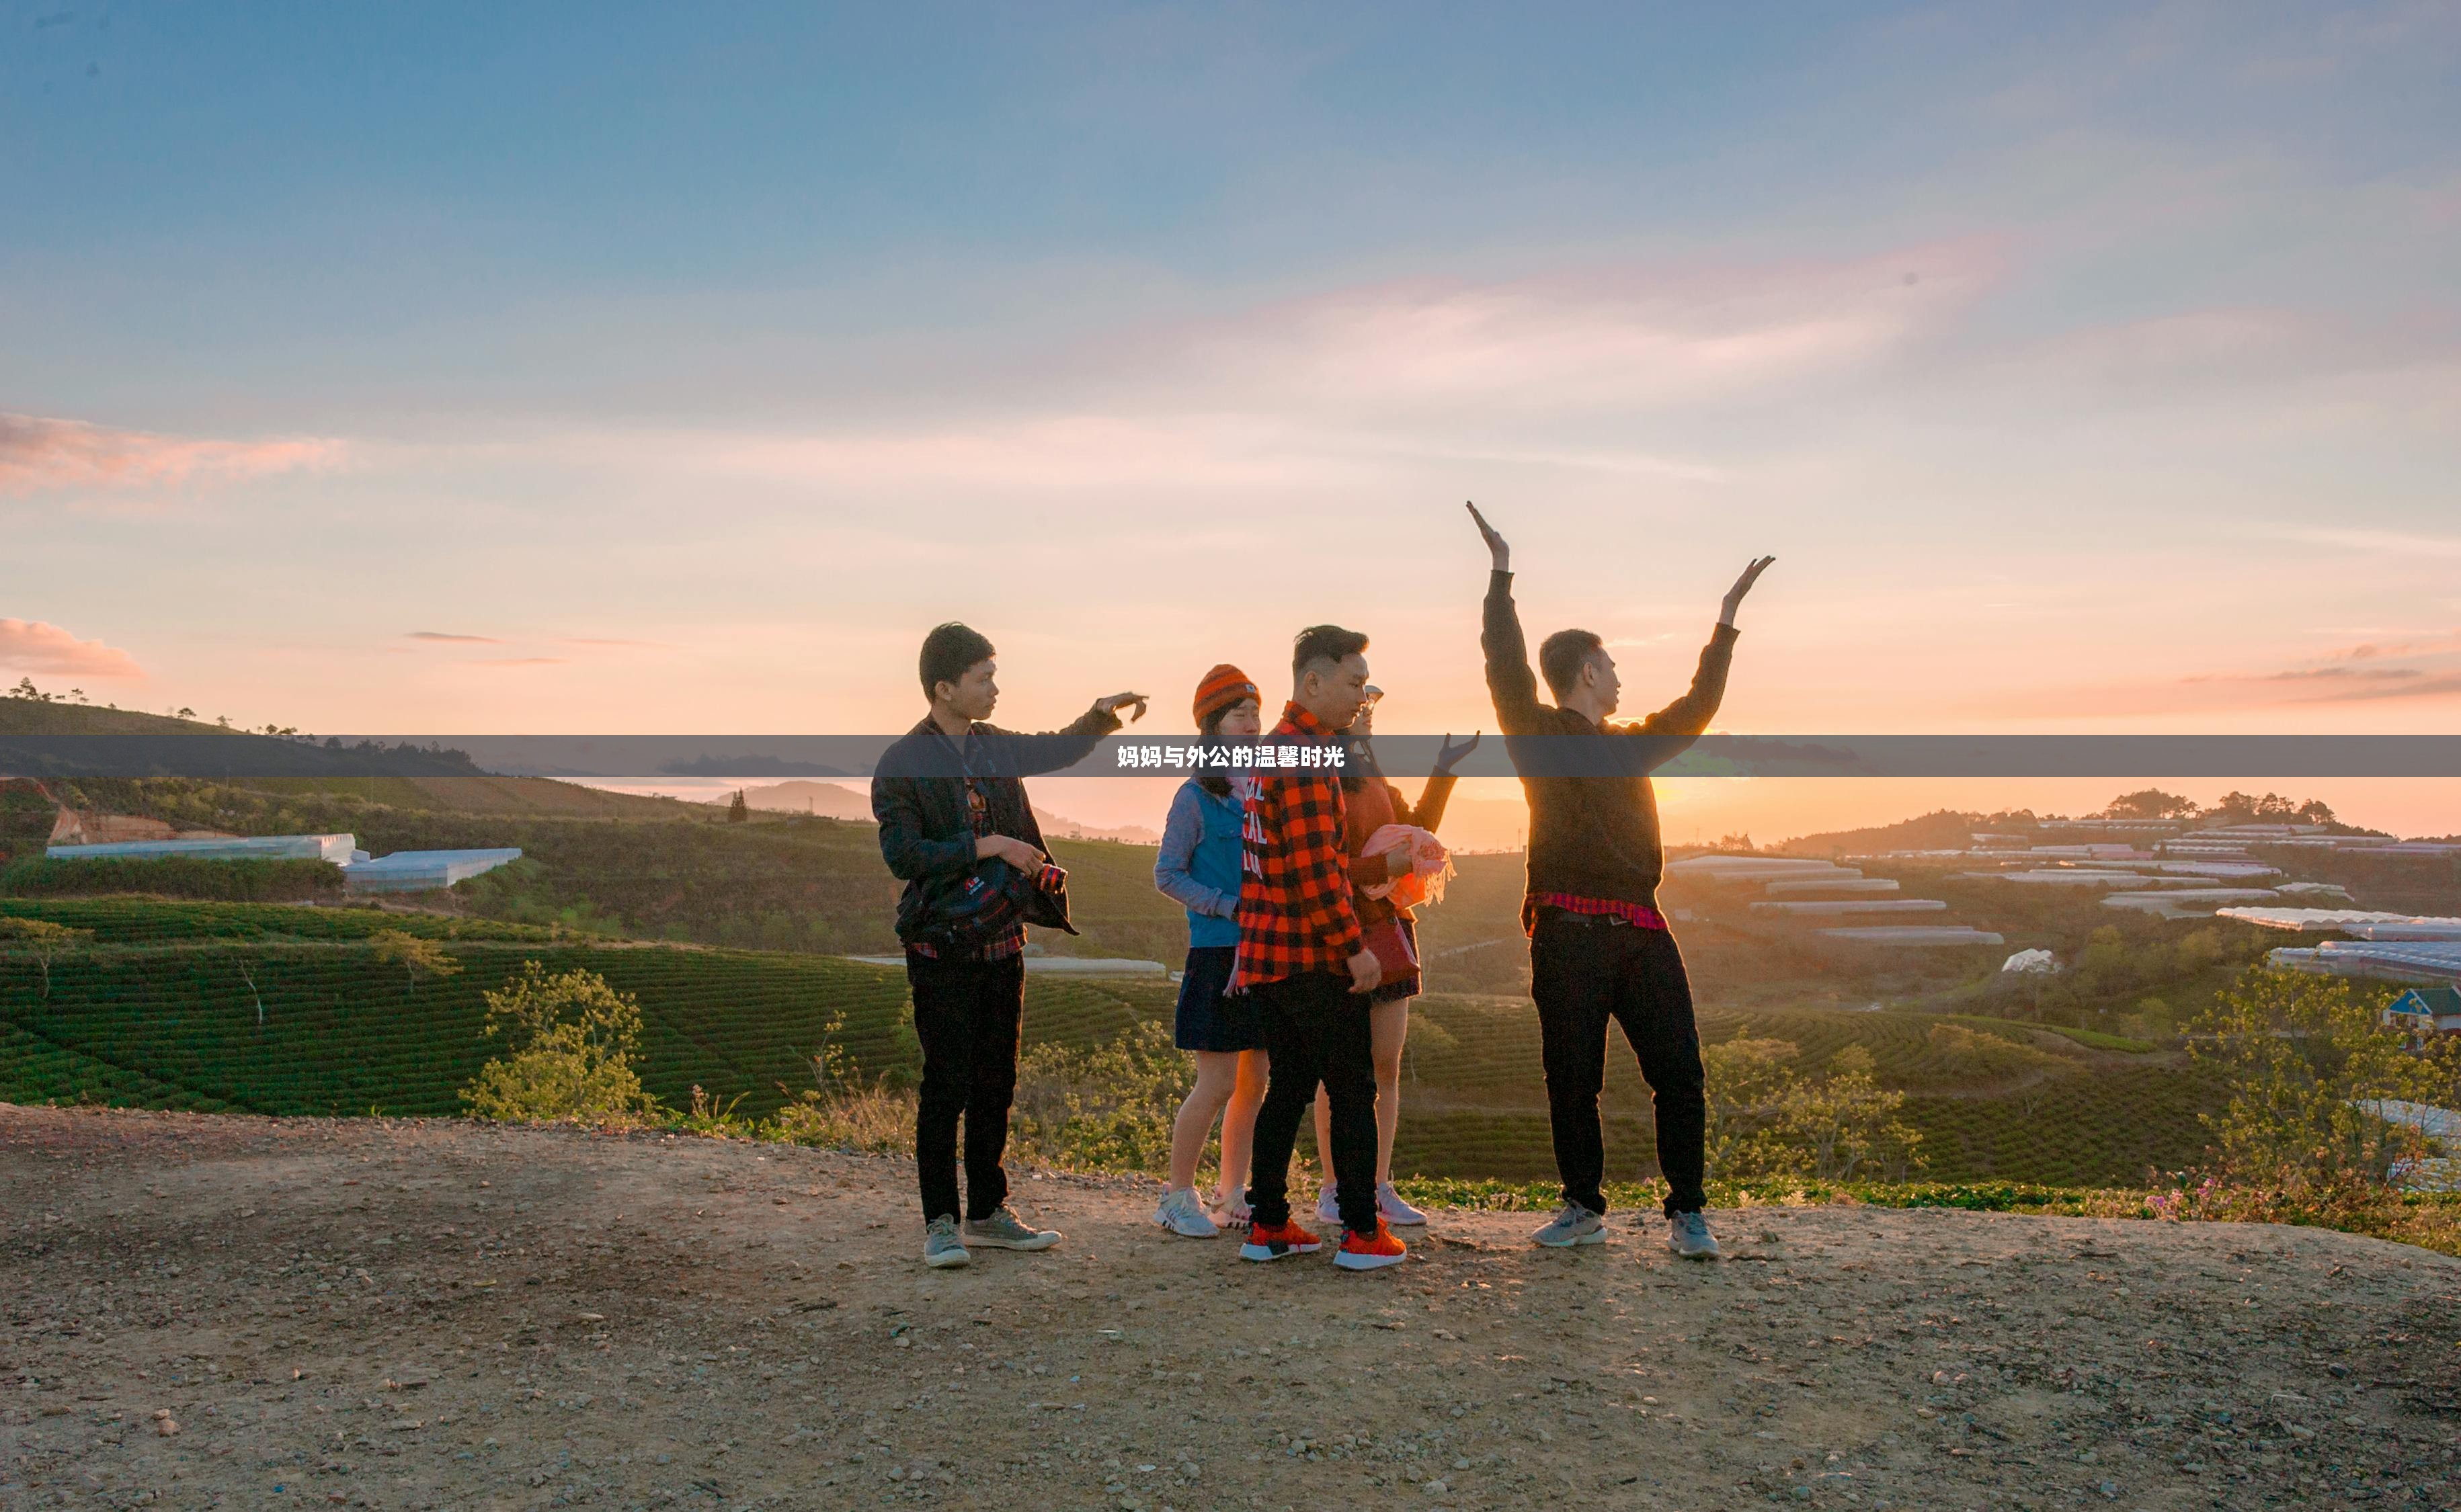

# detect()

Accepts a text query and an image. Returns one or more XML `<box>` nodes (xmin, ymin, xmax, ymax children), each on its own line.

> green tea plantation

<box><xmin>1</xmin><ymin>898</ymin><xmax>2222</xmax><ymax>1185</ymax></box>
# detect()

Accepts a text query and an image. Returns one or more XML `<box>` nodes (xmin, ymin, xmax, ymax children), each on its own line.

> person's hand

<box><xmin>1720</xmin><ymin>556</ymin><xmax>1776</xmax><ymax>626</ymax></box>
<box><xmin>1465</xmin><ymin>501</ymin><xmax>1509</xmax><ymax>572</ymax></box>
<box><xmin>1095</xmin><ymin>691</ymin><xmax>1149</xmax><ymax>723</ymax></box>
<box><xmin>1346</xmin><ymin>949</ymin><xmax>1384</xmax><ymax>995</ymax></box>
<box><xmin>1435</xmin><ymin>730</ymin><xmax>1481</xmax><ymax>773</ymax></box>
<box><xmin>977</xmin><ymin>834</ymin><xmax>1046</xmax><ymax>871</ymax></box>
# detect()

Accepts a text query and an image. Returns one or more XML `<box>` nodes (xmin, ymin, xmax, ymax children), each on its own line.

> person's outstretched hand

<box><xmin>1435</xmin><ymin>730</ymin><xmax>1482</xmax><ymax>773</ymax></box>
<box><xmin>1095</xmin><ymin>691</ymin><xmax>1150</xmax><ymax>723</ymax></box>
<box><xmin>1466</xmin><ymin>501</ymin><xmax>1509</xmax><ymax>572</ymax></box>
<box><xmin>1720</xmin><ymin>556</ymin><xmax>1777</xmax><ymax>626</ymax></box>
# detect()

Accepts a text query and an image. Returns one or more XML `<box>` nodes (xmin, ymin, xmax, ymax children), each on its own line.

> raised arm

<box><xmin>1154</xmin><ymin>783</ymin><xmax>1238</xmax><ymax>919</ymax></box>
<box><xmin>870</xmin><ymin>774</ymin><xmax>976</xmax><ymax>882</ymax></box>
<box><xmin>1471</xmin><ymin>504</ymin><xmax>1548</xmax><ymax>736</ymax></box>
<box><xmin>1619</xmin><ymin>557</ymin><xmax>1772</xmax><ymax>761</ymax></box>
<box><xmin>1404</xmin><ymin>731</ymin><xmax>1477</xmax><ymax>833</ymax></box>
<box><xmin>1627</xmin><ymin>625</ymin><xmax>1739</xmax><ymax>741</ymax></box>
<box><xmin>996</xmin><ymin>696</ymin><xmax>1137</xmax><ymax>776</ymax></box>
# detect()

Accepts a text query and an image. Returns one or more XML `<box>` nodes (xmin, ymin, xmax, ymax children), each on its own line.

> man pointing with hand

<box><xmin>872</xmin><ymin>620</ymin><xmax>1147</xmax><ymax>1270</ymax></box>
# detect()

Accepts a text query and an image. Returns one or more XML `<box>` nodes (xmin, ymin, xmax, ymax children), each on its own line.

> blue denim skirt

<box><xmin>1172</xmin><ymin>945</ymin><xmax>1264</xmax><ymax>1052</ymax></box>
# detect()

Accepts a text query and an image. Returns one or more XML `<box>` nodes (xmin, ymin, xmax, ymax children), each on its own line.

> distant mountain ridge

<box><xmin>716</xmin><ymin>779</ymin><xmax>1159</xmax><ymax>843</ymax></box>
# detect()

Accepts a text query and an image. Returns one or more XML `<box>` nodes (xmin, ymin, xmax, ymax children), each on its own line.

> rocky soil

<box><xmin>3</xmin><ymin>1105</ymin><xmax>2459</xmax><ymax>1511</ymax></box>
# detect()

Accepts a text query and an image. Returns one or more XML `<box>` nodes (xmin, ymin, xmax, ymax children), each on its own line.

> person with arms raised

<box><xmin>871</xmin><ymin>620</ymin><xmax>1147</xmax><ymax>1269</ymax></box>
<box><xmin>1467</xmin><ymin>503</ymin><xmax>1773</xmax><ymax>1260</ymax></box>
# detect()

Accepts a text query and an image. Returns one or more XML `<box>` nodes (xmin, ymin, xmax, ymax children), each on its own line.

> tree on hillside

<box><xmin>0</xmin><ymin>917</ymin><xmax>91</xmax><ymax>998</ymax></box>
<box><xmin>2208</xmin><ymin>791</ymin><xmax>2301</xmax><ymax>824</ymax></box>
<box><xmin>2100</xmin><ymin>789</ymin><xmax>2199</xmax><ymax>820</ymax></box>
<box><xmin>727</xmin><ymin>789</ymin><xmax>750</xmax><ymax>823</ymax></box>
<box><xmin>461</xmin><ymin>962</ymin><xmax>658</xmax><ymax>1124</ymax></box>
<box><xmin>2185</xmin><ymin>969</ymin><xmax>2457</xmax><ymax>1206</ymax></box>
<box><xmin>369</xmin><ymin>928</ymin><xmax>462</xmax><ymax>997</ymax></box>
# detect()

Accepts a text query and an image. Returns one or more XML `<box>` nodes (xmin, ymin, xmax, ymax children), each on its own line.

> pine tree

<box><xmin>727</xmin><ymin>789</ymin><xmax>750</xmax><ymax>823</ymax></box>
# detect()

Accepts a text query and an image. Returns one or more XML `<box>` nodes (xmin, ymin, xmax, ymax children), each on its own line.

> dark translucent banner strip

<box><xmin>5</xmin><ymin>734</ymin><xmax>2459</xmax><ymax>780</ymax></box>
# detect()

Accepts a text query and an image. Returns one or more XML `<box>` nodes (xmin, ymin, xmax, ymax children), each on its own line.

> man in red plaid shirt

<box><xmin>1232</xmin><ymin>625</ymin><xmax>1407</xmax><ymax>1271</ymax></box>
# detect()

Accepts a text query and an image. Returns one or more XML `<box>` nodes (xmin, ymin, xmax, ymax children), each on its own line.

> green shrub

<box><xmin>1010</xmin><ymin>1019</ymin><xmax>1193</xmax><ymax>1175</ymax></box>
<box><xmin>1703</xmin><ymin>1033</ymin><xmax>1925</xmax><ymax>1182</ymax></box>
<box><xmin>460</xmin><ymin>962</ymin><xmax>659</xmax><ymax>1124</ymax></box>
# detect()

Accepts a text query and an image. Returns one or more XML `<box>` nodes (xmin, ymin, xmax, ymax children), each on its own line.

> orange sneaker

<box><xmin>1238</xmin><ymin>1218</ymin><xmax>1322</xmax><ymax>1262</ymax></box>
<box><xmin>1334</xmin><ymin>1220</ymin><xmax>1407</xmax><ymax>1271</ymax></box>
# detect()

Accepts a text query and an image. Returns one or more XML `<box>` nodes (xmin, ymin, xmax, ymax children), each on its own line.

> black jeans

<box><xmin>1244</xmin><ymin>971</ymin><xmax>1381</xmax><ymax>1236</ymax></box>
<box><xmin>906</xmin><ymin>952</ymin><xmax>1026</xmax><ymax>1223</ymax></box>
<box><xmin>1529</xmin><ymin>913</ymin><xmax>1707</xmax><ymax>1217</ymax></box>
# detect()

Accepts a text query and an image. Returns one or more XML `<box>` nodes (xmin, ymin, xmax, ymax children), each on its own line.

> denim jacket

<box><xmin>1154</xmin><ymin>777</ymin><xmax>1245</xmax><ymax>948</ymax></box>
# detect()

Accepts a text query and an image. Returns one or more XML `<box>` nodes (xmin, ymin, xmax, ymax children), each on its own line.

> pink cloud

<box><xmin>571</xmin><ymin>241</ymin><xmax>2000</xmax><ymax>498</ymax></box>
<box><xmin>0</xmin><ymin>411</ymin><xmax>341</xmax><ymax>496</ymax></box>
<box><xmin>1156</xmin><ymin>239</ymin><xmax>2003</xmax><ymax>415</ymax></box>
<box><xmin>407</xmin><ymin>630</ymin><xmax>503</xmax><ymax>644</ymax></box>
<box><xmin>0</xmin><ymin>618</ymin><xmax>145</xmax><ymax>679</ymax></box>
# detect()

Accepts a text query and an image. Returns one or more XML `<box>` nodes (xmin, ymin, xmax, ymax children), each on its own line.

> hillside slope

<box><xmin>3</xmin><ymin>1106</ymin><xmax>2456</xmax><ymax>1511</ymax></box>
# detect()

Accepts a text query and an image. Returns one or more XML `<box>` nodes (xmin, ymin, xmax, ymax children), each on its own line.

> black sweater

<box><xmin>1481</xmin><ymin>569</ymin><xmax>1738</xmax><ymax>908</ymax></box>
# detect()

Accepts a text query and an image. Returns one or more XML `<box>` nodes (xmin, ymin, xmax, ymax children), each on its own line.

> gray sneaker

<box><xmin>1531</xmin><ymin>1202</ymin><xmax>1606</xmax><ymax>1248</ymax></box>
<box><xmin>1666</xmin><ymin>1210</ymin><xmax>1722</xmax><ymax>1259</ymax></box>
<box><xmin>965</xmin><ymin>1206</ymin><xmax>1061</xmax><ymax>1251</ymax></box>
<box><xmin>923</xmin><ymin>1214</ymin><xmax>969</xmax><ymax>1269</ymax></box>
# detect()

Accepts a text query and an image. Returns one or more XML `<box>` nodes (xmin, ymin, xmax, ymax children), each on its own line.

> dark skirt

<box><xmin>1173</xmin><ymin>945</ymin><xmax>1264</xmax><ymax>1052</ymax></box>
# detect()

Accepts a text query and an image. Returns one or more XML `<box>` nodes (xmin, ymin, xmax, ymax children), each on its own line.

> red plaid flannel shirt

<box><xmin>1521</xmin><ymin>891</ymin><xmax>1670</xmax><ymax>936</ymax></box>
<box><xmin>1231</xmin><ymin>702</ymin><xmax>1363</xmax><ymax>990</ymax></box>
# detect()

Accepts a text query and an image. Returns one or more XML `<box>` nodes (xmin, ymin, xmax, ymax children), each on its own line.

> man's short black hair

<box><xmin>919</xmin><ymin>622</ymin><xmax>996</xmax><ymax>700</ymax></box>
<box><xmin>1291</xmin><ymin>624</ymin><xmax>1369</xmax><ymax>678</ymax></box>
<box><xmin>1539</xmin><ymin>628</ymin><xmax>1605</xmax><ymax>699</ymax></box>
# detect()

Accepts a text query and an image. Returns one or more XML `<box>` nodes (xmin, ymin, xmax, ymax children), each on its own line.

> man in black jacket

<box><xmin>1468</xmin><ymin>503</ymin><xmax>1773</xmax><ymax>1259</ymax></box>
<box><xmin>871</xmin><ymin>621</ymin><xmax>1146</xmax><ymax>1269</ymax></box>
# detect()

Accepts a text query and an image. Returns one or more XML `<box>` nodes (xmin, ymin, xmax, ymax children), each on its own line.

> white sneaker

<box><xmin>1315</xmin><ymin>1182</ymin><xmax>1342</xmax><ymax>1226</ymax></box>
<box><xmin>1666</xmin><ymin>1210</ymin><xmax>1722</xmax><ymax>1259</ymax></box>
<box><xmin>1153</xmin><ymin>1187</ymin><xmax>1219</xmax><ymax>1238</ymax></box>
<box><xmin>1376</xmin><ymin>1181</ymin><xmax>1428</xmax><ymax>1226</ymax></box>
<box><xmin>1211</xmin><ymin>1192</ymin><xmax>1252</xmax><ymax>1230</ymax></box>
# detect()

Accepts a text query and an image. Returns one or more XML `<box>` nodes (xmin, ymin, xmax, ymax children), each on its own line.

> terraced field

<box><xmin>0</xmin><ymin>898</ymin><xmax>1184</xmax><ymax>1123</ymax></box>
<box><xmin>1</xmin><ymin>898</ymin><xmax>2220</xmax><ymax>1185</ymax></box>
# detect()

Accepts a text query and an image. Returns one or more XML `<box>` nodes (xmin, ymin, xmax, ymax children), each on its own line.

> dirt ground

<box><xmin>3</xmin><ymin>1106</ymin><xmax>2459</xmax><ymax>1512</ymax></box>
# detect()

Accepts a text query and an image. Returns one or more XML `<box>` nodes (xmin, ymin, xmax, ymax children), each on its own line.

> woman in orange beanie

<box><xmin>1151</xmin><ymin>664</ymin><xmax>1269</xmax><ymax>1236</ymax></box>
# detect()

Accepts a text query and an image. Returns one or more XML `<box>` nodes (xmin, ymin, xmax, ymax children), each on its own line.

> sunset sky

<box><xmin>7</xmin><ymin>3</ymin><xmax>2459</xmax><ymax>838</ymax></box>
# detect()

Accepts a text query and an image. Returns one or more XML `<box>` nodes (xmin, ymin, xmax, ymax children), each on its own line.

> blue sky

<box><xmin>5</xmin><ymin>2</ymin><xmax>2460</xmax><ymax>832</ymax></box>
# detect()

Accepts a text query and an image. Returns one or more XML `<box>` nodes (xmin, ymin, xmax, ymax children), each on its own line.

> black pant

<box><xmin>906</xmin><ymin>952</ymin><xmax>1026</xmax><ymax>1223</ymax></box>
<box><xmin>1244</xmin><ymin>971</ymin><xmax>1381</xmax><ymax>1235</ymax></box>
<box><xmin>1530</xmin><ymin>914</ymin><xmax>1707</xmax><ymax>1217</ymax></box>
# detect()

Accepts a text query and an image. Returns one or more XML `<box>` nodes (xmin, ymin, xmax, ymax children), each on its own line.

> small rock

<box><xmin>1422</xmin><ymin>1479</ymin><xmax>1447</xmax><ymax>1496</ymax></box>
<box><xmin>155</xmin><ymin>1417</ymin><xmax>179</xmax><ymax>1437</ymax></box>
